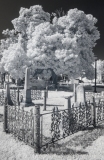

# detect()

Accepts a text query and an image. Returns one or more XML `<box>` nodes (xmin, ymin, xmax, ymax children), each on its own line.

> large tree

<box><xmin>27</xmin><ymin>8</ymin><xmax>100</xmax><ymax>79</ymax></box>
<box><xmin>0</xmin><ymin>6</ymin><xmax>100</xmax><ymax>82</ymax></box>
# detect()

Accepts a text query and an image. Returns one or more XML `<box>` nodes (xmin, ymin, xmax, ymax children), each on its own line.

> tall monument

<box><xmin>21</xmin><ymin>68</ymin><xmax>34</xmax><ymax>107</ymax></box>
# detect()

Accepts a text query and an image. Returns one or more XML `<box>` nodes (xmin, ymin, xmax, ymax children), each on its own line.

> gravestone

<box><xmin>76</xmin><ymin>84</ymin><xmax>86</xmax><ymax>104</ymax></box>
<box><xmin>21</xmin><ymin>68</ymin><xmax>34</xmax><ymax>107</ymax></box>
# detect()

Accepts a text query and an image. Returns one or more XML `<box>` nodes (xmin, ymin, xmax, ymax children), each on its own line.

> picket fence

<box><xmin>3</xmin><ymin>96</ymin><xmax>104</xmax><ymax>154</ymax></box>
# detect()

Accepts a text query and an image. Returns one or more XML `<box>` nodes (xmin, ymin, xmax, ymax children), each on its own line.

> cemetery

<box><xmin>0</xmin><ymin>4</ymin><xmax>104</xmax><ymax>160</ymax></box>
<box><xmin>0</xmin><ymin>66</ymin><xmax>104</xmax><ymax>154</ymax></box>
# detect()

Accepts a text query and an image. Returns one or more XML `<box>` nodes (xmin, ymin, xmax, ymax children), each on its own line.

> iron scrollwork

<box><xmin>51</xmin><ymin>107</ymin><xmax>61</xmax><ymax>142</ymax></box>
<box><xmin>31</xmin><ymin>90</ymin><xmax>43</xmax><ymax>100</ymax></box>
<box><xmin>62</xmin><ymin>110</ymin><xmax>70</xmax><ymax>138</ymax></box>
<box><xmin>0</xmin><ymin>90</ymin><xmax>4</xmax><ymax>105</ymax></box>
<box><xmin>7</xmin><ymin>105</ymin><xmax>34</xmax><ymax>147</ymax></box>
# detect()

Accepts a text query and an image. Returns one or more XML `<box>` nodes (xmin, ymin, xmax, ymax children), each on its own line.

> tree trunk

<box><xmin>51</xmin><ymin>70</ymin><xmax>57</xmax><ymax>89</ymax></box>
<box><xmin>33</xmin><ymin>68</ymin><xmax>58</xmax><ymax>89</ymax></box>
<box><xmin>16</xmin><ymin>78</ymin><xmax>21</xmax><ymax>86</ymax></box>
<box><xmin>4</xmin><ymin>73</ymin><xmax>5</xmax><ymax>82</ymax></box>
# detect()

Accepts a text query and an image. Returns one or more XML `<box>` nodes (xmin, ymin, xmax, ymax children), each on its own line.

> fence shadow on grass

<box><xmin>66</xmin><ymin>124</ymin><xmax>104</xmax><ymax>149</ymax></box>
<box><xmin>42</xmin><ymin>124</ymin><xmax>104</xmax><ymax>155</ymax></box>
<box><xmin>41</xmin><ymin>140</ymin><xmax>88</xmax><ymax>155</ymax></box>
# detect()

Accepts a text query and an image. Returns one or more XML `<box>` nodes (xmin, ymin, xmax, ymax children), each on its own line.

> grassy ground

<box><xmin>1</xmin><ymin>90</ymin><xmax>104</xmax><ymax>159</ymax></box>
<box><xmin>1</xmin><ymin>121</ymin><xmax>104</xmax><ymax>160</ymax></box>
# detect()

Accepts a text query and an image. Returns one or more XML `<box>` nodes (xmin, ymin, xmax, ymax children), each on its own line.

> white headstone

<box><xmin>76</xmin><ymin>84</ymin><xmax>86</xmax><ymax>104</ymax></box>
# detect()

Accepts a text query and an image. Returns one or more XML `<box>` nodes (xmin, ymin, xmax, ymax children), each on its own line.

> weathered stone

<box><xmin>24</xmin><ymin>68</ymin><xmax>30</xmax><ymax>90</ymax></box>
<box><xmin>64</xmin><ymin>96</ymin><xmax>72</xmax><ymax>110</ymax></box>
<box><xmin>76</xmin><ymin>84</ymin><xmax>86</xmax><ymax>104</ymax></box>
<box><xmin>21</xmin><ymin>68</ymin><xmax>34</xmax><ymax>107</ymax></box>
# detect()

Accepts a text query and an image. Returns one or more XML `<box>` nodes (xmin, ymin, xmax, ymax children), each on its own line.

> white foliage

<box><xmin>27</xmin><ymin>8</ymin><xmax>100</xmax><ymax>79</ymax></box>
<box><xmin>0</xmin><ymin>36</ymin><xmax>29</xmax><ymax>79</ymax></box>
<box><xmin>12</xmin><ymin>5</ymin><xmax>50</xmax><ymax>37</ymax></box>
<box><xmin>0</xmin><ymin>29</ymin><xmax>18</xmax><ymax>54</ymax></box>
<box><xmin>0</xmin><ymin>6</ymin><xmax>100</xmax><ymax>80</ymax></box>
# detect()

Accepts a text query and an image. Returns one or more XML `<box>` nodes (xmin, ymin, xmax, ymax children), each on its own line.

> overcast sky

<box><xmin>0</xmin><ymin>0</ymin><xmax>104</xmax><ymax>59</ymax></box>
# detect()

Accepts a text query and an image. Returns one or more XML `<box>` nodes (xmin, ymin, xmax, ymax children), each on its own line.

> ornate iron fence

<box><xmin>96</xmin><ymin>101</ymin><xmax>104</xmax><ymax>124</ymax></box>
<box><xmin>85</xmin><ymin>92</ymin><xmax>103</xmax><ymax>103</ymax></box>
<box><xmin>31</xmin><ymin>90</ymin><xmax>43</xmax><ymax>100</ymax></box>
<box><xmin>19</xmin><ymin>90</ymin><xmax>23</xmax><ymax>102</ymax></box>
<box><xmin>0</xmin><ymin>89</ymin><xmax>43</xmax><ymax>106</ymax></box>
<box><xmin>4</xmin><ymin>97</ymin><xmax>104</xmax><ymax>154</ymax></box>
<box><xmin>18</xmin><ymin>89</ymin><xmax>43</xmax><ymax>102</ymax></box>
<box><xmin>10</xmin><ymin>90</ymin><xmax>16</xmax><ymax>105</ymax></box>
<box><xmin>7</xmin><ymin>104</ymin><xmax>34</xmax><ymax>147</ymax></box>
<box><xmin>0</xmin><ymin>90</ymin><xmax>5</xmax><ymax>105</ymax></box>
<box><xmin>0</xmin><ymin>83</ymin><xmax>4</xmax><ymax>89</ymax></box>
<box><xmin>40</xmin><ymin>102</ymin><xmax>92</xmax><ymax>152</ymax></box>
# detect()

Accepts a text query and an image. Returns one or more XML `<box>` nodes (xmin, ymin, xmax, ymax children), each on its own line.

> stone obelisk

<box><xmin>21</xmin><ymin>68</ymin><xmax>34</xmax><ymax>107</ymax></box>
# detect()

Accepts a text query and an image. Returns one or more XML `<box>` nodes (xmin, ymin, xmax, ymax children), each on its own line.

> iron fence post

<box><xmin>46</xmin><ymin>86</ymin><xmax>48</xmax><ymax>98</ymax></box>
<box><xmin>91</xmin><ymin>97</ymin><xmax>97</xmax><ymax>127</ymax></box>
<box><xmin>34</xmin><ymin>105</ymin><xmax>41</xmax><ymax>154</ymax></box>
<box><xmin>64</xmin><ymin>96</ymin><xmax>72</xmax><ymax>132</ymax></box>
<box><xmin>64</xmin><ymin>96</ymin><xmax>72</xmax><ymax>111</ymax></box>
<box><xmin>43</xmin><ymin>90</ymin><xmax>47</xmax><ymax>111</ymax></box>
<box><xmin>3</xmin><ymin>97</ymin><xmax>8</xmax><ymax>133</ymax></box>
<box><xmin>16</xmin><ymin>87</ymin><xmax>20</xmax><ymax>106</ymax></box>
<box><xmin>85</xmin><ymin>102</ymin><xmax>87</xmax><ymax>128</ymax></box>
<box><xmin>73</xmin><ymin>83</ymin><xmax>77</xmax><ymax>103</ymax></box>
